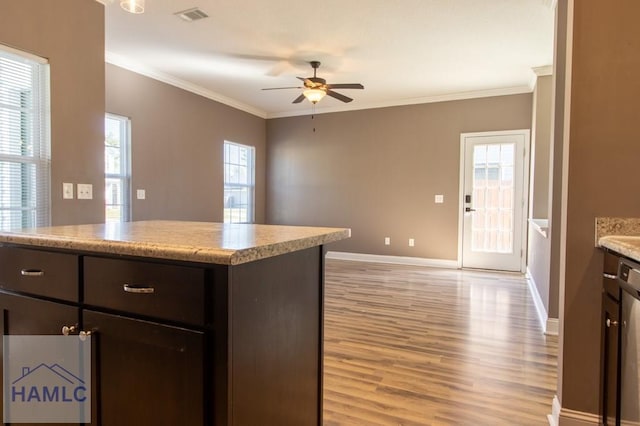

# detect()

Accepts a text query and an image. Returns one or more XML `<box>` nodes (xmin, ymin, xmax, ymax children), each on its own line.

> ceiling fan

<box><xmin>262</xmin><ymin>61</ymin><xmax>364</xmax><ymax>104</ymax></box>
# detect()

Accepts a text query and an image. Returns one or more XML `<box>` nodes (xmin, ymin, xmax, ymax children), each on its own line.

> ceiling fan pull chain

<box><xmin>312</xmin><ymin>105</ymin><xmax>316</xmax><ymax>132</ymax></box>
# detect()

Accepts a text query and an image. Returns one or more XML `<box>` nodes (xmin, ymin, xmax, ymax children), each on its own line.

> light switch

<box><xmin>63</xmin><ymin>183</ymin><xmax>74</xmax><ymax>199</ymax></box>
<box><xmin>435</xmin><ymin>194</ymin><xmax>444</xmax><ymax>204</ymax></box>
<box><xmin>137</xmin><ymin>189</ymin><xmax>146</xmax><ymax>200</ymax></box>
<box><xmin>77</xmin><ymin>184</ymin><xmax>92</xmax><ymax>200</ymax></box>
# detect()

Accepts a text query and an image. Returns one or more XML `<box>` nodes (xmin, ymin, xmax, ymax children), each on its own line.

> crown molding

<box><xmin>528</xmin><ymin>65</ymin><xmax>553</xmax><ymax>90</ymax></box>
<box><xmin>533</xmin><ymin>65</ymin><xmax>553</xmax><ymax>76</ymax></box>
<box><xmin>105</xmin><ymin>51</ymin><xmax>268</xmax><ymax>119</ymax></box>
<box><xmin>106</xmin><ymin>51</ymin><xmax>539</xmax><ymax>121</ymax></box>
<box><xmin>266</xmin><ymin>85</ymin><xmax>533</xmax><ymax>119</ymax></box>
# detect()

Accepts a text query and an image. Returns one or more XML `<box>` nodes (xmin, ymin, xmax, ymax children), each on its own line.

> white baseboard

<box><xmin>548</xmin><ymin>395</ymin><xmax>561</xmax><ymax>426</ymax></box>
<box><xmin>525</xmin><ymin>268</ymin><xmax>559</xmax><ymax>336</ymax></box>
<box><xmin>549</xmin><ymin>395</ymin><xmax>600</xmax><ymax>426</ymax></box>
<box><xmin>325</xmin><ymin>251</ymin><xmax>459</xmax><ymax>269</ymax></box>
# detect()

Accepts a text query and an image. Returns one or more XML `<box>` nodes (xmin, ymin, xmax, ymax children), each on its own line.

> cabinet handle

<box><xmin>606</xmin><ymin>319</ymin><xmax>619</xmax><ymax>328</ymax></box>
<box><xmin>123</xmin><ymin>284</ymin><xmax>155</xmax><ymax>294</ymax></box>
<box><xmin>79</xmin><ymin>330</ymin><xmax>92</xmax><ymax>341</ymax></box>
<box><xmin>603</xmin><ymin>273</ymin><xmax>617</xmax><ymax>280</ymax></box>
<box><xmin>62</xmin><ymin>325</ymin><xmax>78</xmax><ymax>335</ymax></box>
<box><xmin>21</xmin><ymin>269</ymin><xmax>44</xmax><ymax>277</ymax></box>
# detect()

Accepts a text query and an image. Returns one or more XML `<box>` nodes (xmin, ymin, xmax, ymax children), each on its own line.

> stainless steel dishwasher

<box><xmin>618</xmin><ymin>258</ymin><xmax>640</xmax><ymax>425</ymax></box>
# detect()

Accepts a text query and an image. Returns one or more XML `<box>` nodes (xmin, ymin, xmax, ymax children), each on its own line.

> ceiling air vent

<box><xmin>174</xmin><ymin>7</ymin><xmax>209</xmax><ymax>22</ymax></box>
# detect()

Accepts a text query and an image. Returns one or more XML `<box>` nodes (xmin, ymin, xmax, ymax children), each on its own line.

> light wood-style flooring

<box><xmin>323</xmin><ymin>260</ymin><xmax>558</xmax><ymax>426</ymax></box>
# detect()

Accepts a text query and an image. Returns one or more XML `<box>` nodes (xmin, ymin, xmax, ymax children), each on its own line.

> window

<box><xmin>105</xmin><ymin>114</ymin><xmax>131</xmax><ymax>223</ymax></box>
<box><xmin>224</xmin><ymin>141</ymin><xmax>255</xmax><ymax>223</ymax></box>
<box><xmin>0</xmin><ymin>45</ymin><xmax>50</xmax><ymax>231</ymax></box>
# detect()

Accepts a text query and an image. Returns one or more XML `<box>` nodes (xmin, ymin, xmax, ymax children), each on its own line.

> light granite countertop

<box><xmin>597</xmin><ymin>217</ymin><xmax>640</xmax><ymax>263</ymax></box>
<box><xmin>0</xmin><ymin>221</ymin><xmax>351</xmax><ymax>265</ymax></box>
<box><xmin>599</xmin><ymin>236</ymin><xmax>640</xmax><ymax>263</ymax></box>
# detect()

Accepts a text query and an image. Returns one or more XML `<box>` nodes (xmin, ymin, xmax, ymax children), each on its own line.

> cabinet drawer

<box><xmin>0</xmin><ymin>246</ymin><xmax>79</xmax><ymax>302</ymax></box>
<box><xmin>83</xmin><ymin>257</ymin><xmax>206</xmax><ymax>326</ymax></box>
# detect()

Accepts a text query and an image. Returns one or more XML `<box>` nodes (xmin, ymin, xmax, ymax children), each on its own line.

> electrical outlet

<box><xmin>137</xmin><ymin>189</ymin><xmax>146</xmax><ymax>200</ymax></box>
<box><xmin>63</xmin><ymin>183</ymin><xmax>74</xmax><ymax>199</ymax></box>
<box><xmin>435</xmin><ymin>194</ymin><xmax>444</xmax><ymax>203</ymax></box>
<box><xmin>77</xmin><ymin>184</ymin><xmax>93</xmax><ymax>200</ymax></box>
<box><xmin>409</xmin><ymin>238</ymin><xmax>415</xmax><ymax>247</ymax></box>
<box><xmin>384</xmin><ymin>237</ymin><xmax>390</xmax><ymax>245</ymax></box>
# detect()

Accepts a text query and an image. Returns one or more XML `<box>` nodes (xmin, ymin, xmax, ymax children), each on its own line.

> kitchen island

<box><xmin>0</xmin><ymin>221</ymin><xmax>350</xmax><ymax>426</ymax></box>
<box><xmin>596</xmin><ymin>217</ymin><xmax>640</xmax><ymax>425</ymax></box>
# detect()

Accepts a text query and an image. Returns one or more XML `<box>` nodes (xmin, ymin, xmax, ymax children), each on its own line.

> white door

<box><xmin>460</xmin><ymin>130</ymin><xmax>529</xmax><ymax>272</ymax></box>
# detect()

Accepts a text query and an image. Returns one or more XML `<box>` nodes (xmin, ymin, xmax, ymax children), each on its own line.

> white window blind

<box><xmin>0</xmin><ymin>45</ymin><xmax>50</xmax><ymax>230</ymax></box>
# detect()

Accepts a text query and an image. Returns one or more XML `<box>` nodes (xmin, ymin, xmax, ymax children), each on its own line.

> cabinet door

<box><xmin>0</xmin><ymin>292</ymin><xmax>80</xmax><ymax>426</ymax></box>
<box><xmin>83</xmin><ymin>311</ymin><xmax>205</xmax><ymax>426</ymax></box>
<box><xmin>603</xmin><ymin>293</ymin><xmax>620</xmax><ymax>425</ymax></box>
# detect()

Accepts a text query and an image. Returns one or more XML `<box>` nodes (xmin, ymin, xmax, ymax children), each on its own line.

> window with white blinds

<box><xmin>223</xmin><ymin>141</ymin><xmax>255</xmax><ymax>224</ymax></box>
<box><xmin>0</xmin><ymin>45</ymin><xmax>50</xmax><ymax>231</ymax></box>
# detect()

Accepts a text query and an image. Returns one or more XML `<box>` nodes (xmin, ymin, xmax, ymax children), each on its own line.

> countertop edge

<box><xmin>598</xmin><ymin>236</ymin><xmax>640</xmax><ymax>264</ymax></box>
<box><xmin>0</xmin><ymin>228</ymin><xmax>352</xmax><ymax>266</ymax></box>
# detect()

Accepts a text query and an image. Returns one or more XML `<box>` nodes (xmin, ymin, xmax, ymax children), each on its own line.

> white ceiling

<box><xmin>102</xmin><ymin>0</ymin><xmax>555</xmax><ymax>119</ymax></box>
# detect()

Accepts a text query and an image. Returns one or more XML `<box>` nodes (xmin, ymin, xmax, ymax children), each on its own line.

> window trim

<box><xmin>223</xmin><ymin>141</ymin><xmax>255</xmax><ymax>224</ymax></box>
<box><xmin>0</xmin><ymin>44</ymin><xmax>51</xmax><ymax>230</ymax></box>
<box><xmin>105</xmin><ymin>113</ymin><xmax>131</xmax><ymax>223</ymax></box>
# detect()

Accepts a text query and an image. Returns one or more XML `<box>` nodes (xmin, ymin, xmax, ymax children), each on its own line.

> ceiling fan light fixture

<box><xmin>303</xmin><ymin>88</ymin><xmax>326</xmax><ymax>104</ymax></box>
<box><xmin>121</xmin><ymin>0</ymin><xmax>145</xmax><ymax>14</ymax></box>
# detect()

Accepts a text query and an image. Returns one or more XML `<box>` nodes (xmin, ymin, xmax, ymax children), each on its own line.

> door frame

<box><xmin>457</xmin><ymin>129</ymin><xmax>531</xmax><ymax>272</ymax></box>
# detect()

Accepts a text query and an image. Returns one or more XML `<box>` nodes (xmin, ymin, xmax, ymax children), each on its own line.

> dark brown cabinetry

<box><xmin>602</xmin><ymin>250</ymin><xmax>621</xmax><ymax>426</ymax></box>
<box><xmin>0</xmin><ymin>292</ymin><xmax>80</xmax><ymax>426</ymax></box>
<box><xmin>84</xmin><ymin>311</ymin><xmax>205</xmax><ymax>425</ymax></box>
<box><xmin>0</xmin><ymin>244</ymin><xmax>324</xmax><ymax>425</ymax></box>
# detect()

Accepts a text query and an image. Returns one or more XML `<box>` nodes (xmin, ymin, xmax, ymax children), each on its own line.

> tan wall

<box><xmin>266</xmin><ymin>95</ymin><xmax>532</xmax><ymax>259</ymax></box>
<box><xmin>530</xmin><ymin>75</ymin><xmax>553</xmax><ymax>219</ymax></box>
<box><xmin>105</xmin><ymin>64</ymin><xmax>266</xmax><ymax>223</ymax></box>
<box><xmin>560</xmin><ymin>0</ymin><xmax>640</xmax><ymax>415</ymax></box>
<box><xmin>0</xmin><ymin>0</ymin><xmax>105</xmax><ymax>225</ymax></box>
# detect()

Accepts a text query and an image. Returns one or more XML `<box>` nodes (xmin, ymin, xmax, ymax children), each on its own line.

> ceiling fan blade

<box><xmin>262</xmin><ymin>86</ymin><xmax>303</xmax><ymax>90</ymax></box>
<box><xmin>326</xmin><ymin>90</ymin><xmax>353</xmax><ymax>103</ymax></box>
<box><xmin>327</xmin><ymin>83</ymin><xmax>364</xmax><ymax>90</ymax></box>
<box><xmin>292</xmin><ymin>94</ymin><xmax>306</xmax><ymax>104</ymax></box>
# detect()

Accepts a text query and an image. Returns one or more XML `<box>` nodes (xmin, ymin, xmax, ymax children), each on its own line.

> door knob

<box><xmin>606</xmin><ymin>319</ymin><xmax>619</xmax><ymax>327</ymax></box>
<box><xmin>61</xmin><ymin>325</ymin><xmax>77</xmax><ymax>335</ymax></box>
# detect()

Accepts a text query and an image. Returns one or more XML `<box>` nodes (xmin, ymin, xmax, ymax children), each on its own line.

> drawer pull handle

<box><xmin>21</xmin><ymin>269</ymin><xmax>44</xmax><ymax>277</ymax></box>
<box><xmin>123</xmin><ymin>284</ymin><xmax>155</xmax><ymax>294</ymax></box>
<box><xmin>603</xmin><ymin>273</ymin><xmax>617</xmax><ymax>280</ymax></box>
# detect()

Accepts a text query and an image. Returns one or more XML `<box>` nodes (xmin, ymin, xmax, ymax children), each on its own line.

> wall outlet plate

<box><xmin>435</xmin><ymin>194</ymin><xmax>444</xmax><ymax>203</ymax></box>
<box><xmin>77</xmin><ymin>184</ymin><xmax>92</xmax><ymax>200</ymax></box>
<box><xmin>136</xmin><ymin>189</ymin><xmax>146</xmax><ymax>200</ymax></box>
<box><xmin>63</xmin><ymin>183</ymin><xmax>74</xmax><ymax>199</ymax></box>
<box><xmin>384</xmin><ymin>237</ymin><xmax>390</xmax><ymax>245</ymax></box>
<box><xmin>409</xmin><ymin>238</ymin><xmax>415</xmax><ymax>247</ymax></box>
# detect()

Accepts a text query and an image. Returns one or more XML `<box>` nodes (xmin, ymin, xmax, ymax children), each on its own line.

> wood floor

<box><xmin>322</xmin><ymin>260</ymin><xmax>558</xmax><ymax>426</ymax></box>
